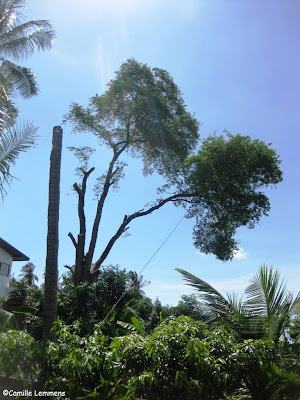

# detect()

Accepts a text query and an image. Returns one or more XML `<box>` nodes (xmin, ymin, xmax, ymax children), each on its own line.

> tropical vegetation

<box><xmin>63</xmin><ymin>59</ymin><xmax>282</xmax><ymax>285</ymax></box>
<box><xmin>0</xmin><ymin>2</ymin><xmax>298</xmax><ymax>398</ymax></box>
<box><xmin>176</xmin><ymin>265</ymin><xmax>300</xmax><ymax>343</ymax></box>
<box><xmin>0</xmin><ymin>0</ymin><xmax>54</xmax><ymax>197</ymax></box>
<box><xmin>1</xmin><ymin>264</ymin><xmax>299</xmax><ymax>399</ymax></box>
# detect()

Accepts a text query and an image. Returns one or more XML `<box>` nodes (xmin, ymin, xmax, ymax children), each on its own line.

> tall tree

<box><xmin>18</xmin><ymin>261</ymin><xmax>38</xmax><ymax>286</ymax></box>
<box><xmin>43</xmin><ymin>126</ymin><xmax>63</xmax><ymax>345</ymax></box>
<box><xmin>0</xmin><ymin>0</ymin><xmax>55</xmax><ymax>197</ymax></box>
<box><xmin>64</xmin><ymin>59</ymin><xmax>282</xmax><ymax>285</ymax></box>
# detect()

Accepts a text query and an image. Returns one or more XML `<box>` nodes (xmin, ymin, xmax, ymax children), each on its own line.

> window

<box><xmin>0</xmin><ymin>262</ymin><xmax>10</xmax><ymax>277</ymax></box>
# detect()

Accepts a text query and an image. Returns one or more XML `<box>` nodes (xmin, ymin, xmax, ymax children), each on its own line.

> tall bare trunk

<box><xmin>43</xmin><ymin>126</ymin><xmax>63</xmax><ymax>345</ymax></box>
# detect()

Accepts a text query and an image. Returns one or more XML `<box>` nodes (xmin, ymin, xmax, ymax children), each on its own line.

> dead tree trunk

<box><xmin>43</xmin><ymin>126</ymin><xmax>63</xmax><ymax>345</ymax></box>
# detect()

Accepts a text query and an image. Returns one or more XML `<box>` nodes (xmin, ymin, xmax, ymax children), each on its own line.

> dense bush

<box><xmin>0</xmin><ymin>330</ymin><xmax>42</xmax><ymax>384</ymax></box>
<box><xmin>3</xmin><ymin>280</ymin><xmax>43</xmax><ymax>339</ymax></box>
<box><xmin>57</xmin><ymin>265</ymin><xmax>149</xmax><ymax>335</ymax></box>
<box><xmin>44</xmin><ymin>316</ymin><xmax>300</xmax><ymax>399</ymax></box>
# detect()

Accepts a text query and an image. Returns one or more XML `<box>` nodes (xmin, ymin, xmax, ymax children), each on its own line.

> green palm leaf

<box><xmin>0</xmin><ymin>21</ymin><xmax>55</xmax><ymax>60</ymax></box>
<box><xmin>0</xmin><ymin>120</ymin><xmax>37</xmax><ymax>197</ymax></box>
<box><xmin>245</xmin><ymin>264</ymin><xmax>300</xmax><ymax>341</ymax></box>
<box><xmin>0</xmin><ymin>71</ymin><xmax>18</xmax><ymax>130</ymax></box>
<box><xmin>0</xmin><ymin>0</ymin><xmax>55</xmax><ymax>111</ymax></box>
<box><xmin>176</xmin><ymin>268</ymin><xmax>248</xmax><ymax>334</ymax></box>
<box><xmin>1</xmin><ymin>59</ymin><xmax>38</xmax><ymax>98</ymax></box>
<box><xmin>0</xmin><ymin>0</ymin><xmax>54</xmax><ymax>197</ymax></box>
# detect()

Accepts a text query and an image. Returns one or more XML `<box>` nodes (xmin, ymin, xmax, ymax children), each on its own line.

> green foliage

<box><xmin>57</xmin><ymin>265</ymin><xmax>147</xmax><ymax>335</ymax></box>
<box><xmin>166</xmin><ymin>294</ymin><xmax>205</xmax><ymax>320</ymax></box>
<box><xmin>229</xmin><ymin>340</ymin><xmax>300</xmax><ymax>400</ymax></box>
<box><xmin>109</xmin><ymin>316</ymin><xmax>239</xmax><ymax>399</ymax></box>
<box><xmin>245</xmin><ymin>265</ymin><xmax>300</xmax><ymax>342</ymax></box>
<box><xmin>3</xmin><ymin>279</ymin><xmax>43</xmax><ymax>338</ymax></box>
<box><xmin>0</xmin><ymin>121</ymin><xmax>38</xmax><ymax>197</ymax></box>
<box><xmin>2</xmin><ymin>314</ymin><xmax>296</xmax><ymax>399</ymax></box>
<box><xmin>18</xmin><ymin>261</ymin><xmax>39</xmax><ymax>286</ymax></box>
<box><xmin>183</xmin><ymin>133</ymin><xmax>283</xmax><ymax>260</ymax></box>
<box><xmin>177</xmin><ymin>265</ymin><xmax>299</xmax><ymax>342</ymax></box>
<box><xmin>0</xmin><ymin>0</ymin><xmax>55</xmax><ymax>122</ymax></box>
<box><xmin>0</xmin><ymin>329</ymin><xmax>42</xmax><ymax>384</ymax></box>
<box><xmin>289</xmin><ymin>303</ymin><xmax>300</xmax><ymax>342</ymax></box>
<box><xmin>0</xmin><ymin>297</ymin><xmax>18</xmax><ymax>331</ymax></box>
<box><xmin>0</xmin><ymin>0</ymin><xmax>54</xmax><ymax>197</ymax></box>
<box><xmin>65</xmin><ymin>58</ymin><xmax>199</xmax><ymax>178</ymax></box>
<box><xmin>46</xmin><ymin>320</ymin><xmax>130</xmax><ymax>399</ymax></box>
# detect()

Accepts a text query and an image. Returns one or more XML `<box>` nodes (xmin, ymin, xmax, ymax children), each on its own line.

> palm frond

<box><xmin>0</xmin><ymin>1</ymin><xmax>25</xmax><ymax>34</ymax></box>
<box><xmin>176</xmin><ymin>268</ymin><xmax>236</xmax><ymax>325</ymax></box>
<box><xmin>1</xmin><ymin>60</ymin><xmax>38</xmax><ymax>97</ymax></box>
<box><xmin>0</xmin><ymin>120</ymin><xmax>38</xmax><ymax>197</ymax></box>
<box><xmin>0</xmin><ymin>22</ymin><xmax>55</xmax><ymax>60</ymax></box>
<box><xmin>245</xmin><ymin>265</ymin><xmax>300</xmax><ymax>341</ymax></box>
<box><xmin>0</xmin><ymin>79</ymin><xmax>18</xmax><ymax>131</ymax></box>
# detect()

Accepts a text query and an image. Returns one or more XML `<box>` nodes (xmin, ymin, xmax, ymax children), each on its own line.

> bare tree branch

<box><xmin>90</xmin><ymin>192</ymin><xmax>198</xmax><ymax>280</ymax></box>
<box><xmin>68</xmin><ymin>232</ymin><xmax>77</xmax><ymax>248</ymax></box>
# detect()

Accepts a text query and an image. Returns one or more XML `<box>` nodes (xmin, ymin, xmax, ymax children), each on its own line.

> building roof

<box><xmin>0</xmin><ymin>237</ymin><xmax>29</xmax><ymax>261</ymax></box>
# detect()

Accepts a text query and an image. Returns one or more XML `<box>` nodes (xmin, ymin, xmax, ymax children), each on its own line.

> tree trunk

<box><xmin>43</xmin><ymin>126</ymin><xmax>63</xmax><ymax>345</ymax></box>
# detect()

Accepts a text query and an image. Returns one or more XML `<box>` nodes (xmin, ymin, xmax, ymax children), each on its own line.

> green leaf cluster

<box><xmin>0</xmin><ymin>329</ymin><xmax>42</xmax><ymax>384</ymax></box>
<box><xmin>64</xmin><ymin>58</ymin><xmax>199</xmax><ymax>178</ymax></box>
<box><xmin>183</xmin><ymin>134</ymin><xmax>283</xmax><ymax>260</ymax></box>
<box><xmin>44</xmin><ymin>316</ymin><xmax>300</xmax><ymax>399</ymax></box>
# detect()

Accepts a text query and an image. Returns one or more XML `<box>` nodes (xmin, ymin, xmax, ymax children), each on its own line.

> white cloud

<box><xmin>233</xmin><ymin>247</ymin><xmax>247</xmax><ymax>260</ymax></box>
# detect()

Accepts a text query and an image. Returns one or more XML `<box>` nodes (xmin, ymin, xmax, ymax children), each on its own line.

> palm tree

<box><xmin>0</xmin><ymin>0</ymin><xmax>55</xmax><ymax>197</ymax></box>
<box><xmin>128</xmin><ymin>271</ymin><xmax>150</xmax><ymax>298</ymax></box>
<box><xmin>245</xmin><ymin>265</ymin><xmax>300</xmax><ymax>342</ymax></box>
<box><xmin>18</xmin><ymin>261</ymin><xmax>38</xmax><ymax>286</ymax></box>
<box><xmin>43</xmin><ymin>126</ymin><xmax>63</xmax><ymax>345</ymax></box>
<box><xmin>176</xmin><ymin>265</ymin><xmax>300</xmax><ymax>342</ymax></box>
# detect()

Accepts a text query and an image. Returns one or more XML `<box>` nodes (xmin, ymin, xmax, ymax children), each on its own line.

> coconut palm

<box><xmin>43</xmin><ymin>126</ymin><xmax>63</xmax><ymax>345</ymax></box>
<box><xmin>176</xmin><ymin>265</ymin><xmax>300</xmax><ymax>342</ymax></box>
<box><xmin>18</xmin><ymin>261</ymin><xmax>38</xmax><ymax>286</ymax></box>
<box><xmin>245</xmin><ymin>265</ymin><xmax>300</xmax><ymax>342</ymax></box>
<box><xmin>0</xmin><ymin>0</ymin><xmax>55</xmax><ymax>197</ymax></box>
<box><xmin>176</xmin><ymin>267</ymin><xmax>257</xmax><ymax>339</ymax></box>
<box><xmin>128</xmin><ymin>271</ymin><xmax>150</xmax><ymax>298</ymax></box>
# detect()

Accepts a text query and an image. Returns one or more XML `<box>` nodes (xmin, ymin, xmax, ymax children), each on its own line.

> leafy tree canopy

<box><xmin>181</xmin><ymin>133</ymin><xmax>283</xmax><ymax>260</ymax></box>
<box><xmin>64</xmin><ymin>60</ymin><xmax>283</xmax><ymax>284</ymax></box>
<box><xmin>65</xmin><ymin>58</ymin><xmax>200</xmax><ymax>178</ymax></box>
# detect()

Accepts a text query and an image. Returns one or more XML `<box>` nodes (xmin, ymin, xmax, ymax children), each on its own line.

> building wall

<box><xmin>0</xmin><ymin>248</ymin><xmax>13</xmax><ymax>298</ymax></box>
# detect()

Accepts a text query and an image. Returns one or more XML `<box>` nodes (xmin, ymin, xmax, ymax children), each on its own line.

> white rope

<box><xmin>101</xmin><ymin>214</ymin><xmax>186</xmax><ymax>324</ymax></box>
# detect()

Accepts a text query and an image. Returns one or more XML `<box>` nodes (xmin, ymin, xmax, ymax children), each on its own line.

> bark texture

<box><xmin>43</xmin><ymin>126</ymin><xmax>63</xmax><ymax>345</ymax></box>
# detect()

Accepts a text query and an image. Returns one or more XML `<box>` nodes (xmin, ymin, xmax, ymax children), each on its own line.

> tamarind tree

<box><xmin>64</xmin><ymin>59</ymin><xmax>282</xmax><ymax>285</ymax></box>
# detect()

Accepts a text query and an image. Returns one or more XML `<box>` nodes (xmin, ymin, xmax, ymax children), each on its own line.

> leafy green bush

<box><xmin>44</xmin><ymin>316</ymin><xmax>300</xmax><ymax>399</ymax></box>
<box><xmin>45</xmin><ymin>319</ymin><xmax>131</xmax><ymax>399</ymax></box>
<box><xmin>3</xmin><ymin>280</ymin><xmax>43</xmax><ymax>339</ymax></box>
<box><xmin>109</xmin><ymin>316</ymin><xmax>239</xmax><ymax>400</ymax></box>
<box><xmin>0</xmin><ymin>330</ymin><xmax>42</xmax><ymax>384</ymax></box>
<box><xmin>57</xmin><ymin>265</ymin><xmax>148</xmax><ymax>335</ymax></box>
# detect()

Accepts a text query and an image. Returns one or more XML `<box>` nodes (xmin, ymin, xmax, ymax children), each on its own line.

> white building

<box><xmin>0</xmin><ymin>237</ymin><xmax>29</xmax><ymax>298</ymax></box>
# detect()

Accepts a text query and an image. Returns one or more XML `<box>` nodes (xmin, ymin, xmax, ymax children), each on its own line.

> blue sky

<box><xmin>1</xmin><ymin>0</ymin><xmax>299</xmax><ymax>305</ymax></box>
